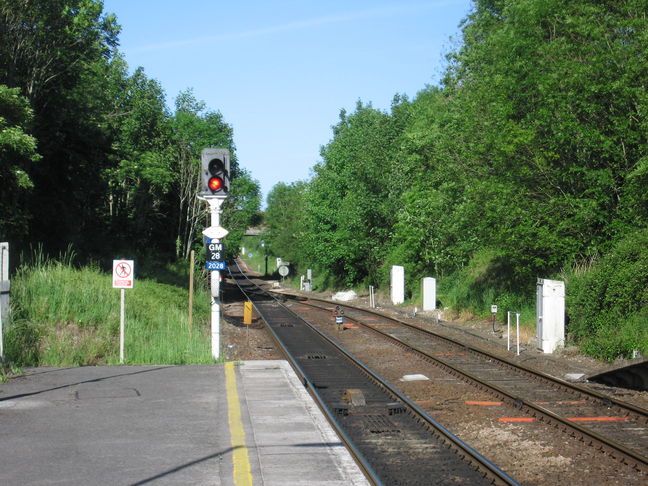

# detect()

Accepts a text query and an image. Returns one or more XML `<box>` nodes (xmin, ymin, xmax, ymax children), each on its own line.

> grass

<box><xmin>4</xmin><ymin>254</ymin><xmax>215</xmax><ymax>367</ymax></box>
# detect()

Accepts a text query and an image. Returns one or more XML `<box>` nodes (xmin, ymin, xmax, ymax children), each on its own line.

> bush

<box><xmin>567</xmin><ymin>229</ymin><xmax>648</xmax><ymax>360</ymax></box>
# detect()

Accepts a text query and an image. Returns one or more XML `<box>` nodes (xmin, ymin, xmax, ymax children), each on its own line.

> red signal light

<box><xmin>208</xmin><ymin>176</ymin><xmax>223</xmax><ymax>192</ymax></box>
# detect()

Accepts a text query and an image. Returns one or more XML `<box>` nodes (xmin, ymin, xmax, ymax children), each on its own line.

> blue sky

<box><xmin>102</xmin><ymin>0</ymin><xmax>473</xmax><ymax>204</ymax></box>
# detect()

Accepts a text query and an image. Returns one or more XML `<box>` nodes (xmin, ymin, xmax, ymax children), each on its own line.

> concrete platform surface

<box><xmin>0</xmin><ymin>361</ymin><xmax>369</xmax><ymax>486</ymax></box>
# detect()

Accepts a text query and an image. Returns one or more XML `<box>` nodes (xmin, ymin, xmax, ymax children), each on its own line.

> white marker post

<box><xmin>516</xmin><ymin>312</ymin><xmax>521</xmax><ymax>356</ymax></box>
<box><xmin>422</xmin><ymin>277</ymin><xmax>436</xmax><ymax>311</ymax></box>
<box><xmin>536</xmin><ymin>278</ymin><xmax>565</xmax><ymax>353</ymax></box>
<box><xmin>391</xmin><ymin>266</ymin><xmax>405</xmax><ymax>305</ymax></box>
<box><xmin>507</xmin><ymin>311</ymin><xmax>511</xmax><ymax>351</ymax></box>
<box><xmin>113</xmin><ymin>260</ymin><xmax>134</xmax><ymax>364</ymax></box>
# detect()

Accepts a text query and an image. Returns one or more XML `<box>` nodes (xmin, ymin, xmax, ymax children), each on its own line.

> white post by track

<box><xmin>422</xmin><ymin>277</ymin><xmax>436</xmax><ymax>311</ymax></box>
<box><xmin>390</xmin><ymin>265</ymin><xmax>405</xmax><ymax>305</ymax></box>
<box><xmin>536</xmin><ymin>278</ymin><xmax>565</xmax><ymax>353</ymax></box>
<box><xmin>516</xmin><ymin>312</ymin><xmax>521</xmax><ymax>356</ymax></box>
<box><xmin>507</xmin><ymin>311</ymin><xmax>521</xmax><ymax>355</ymax></box>
<box><xmin>507</xmin><ymin>311</ymin><xmax>511</xmax><ymax>351</ymax></box>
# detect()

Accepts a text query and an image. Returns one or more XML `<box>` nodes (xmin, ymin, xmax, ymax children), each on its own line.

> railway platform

<box><xmin>0</xmin><ymin>361</ymin><xmax>369</xmax><ymax>486</ymax></box>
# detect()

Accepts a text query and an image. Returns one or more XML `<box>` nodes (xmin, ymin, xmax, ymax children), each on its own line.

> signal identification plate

<box><xmin>206</xmin><ymin>261</ymin><xmax>226</xmax><ymax>271</ymax></box>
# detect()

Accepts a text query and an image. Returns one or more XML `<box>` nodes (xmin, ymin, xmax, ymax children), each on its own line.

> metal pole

<box><xmin>211</xmin><ymin>269</ymin><xmax>220</xmax><ymax>360</ymax></box>
<box><xmin>207</xmin><ymin>198</ymin><xmax>225</xmax><ymax>361</ymax></box>
<box><xmin>516</xmin><ymin>313</ymin><xmax>520</xmax><ymax>356</ymax></box>
<box><xmin>120</xmin><ymin>288</ymin><xmax>125</xmax><ymax>363</ymax></box>
<box><xmin>0</xmin><ymin>242</ymin><xmax>7</xmax><ymax>363</ymax></box>
<box><xmin>0</xmin><ymin>300</ymin><xmax>4</xmax><ymax>363</ymax></box>
<box><xmin>507</xmin><ymin>311</ymin><xmax>511</xmax><ymax>351</ymax></box>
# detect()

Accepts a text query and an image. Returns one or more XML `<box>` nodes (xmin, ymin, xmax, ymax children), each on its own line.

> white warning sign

<box><xmin>113</xmin><ymin>260</ymin><xmax>134</xmax><ymax>289</ymax></box>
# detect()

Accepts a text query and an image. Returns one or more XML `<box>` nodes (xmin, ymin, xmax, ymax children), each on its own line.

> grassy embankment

<box><xmin>2</xmin><ymin>252</ymin><xmax>213</xmax><ymax>372</ymax></box>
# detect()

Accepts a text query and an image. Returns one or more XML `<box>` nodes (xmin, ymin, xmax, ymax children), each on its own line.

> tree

<box><xmin>388</xmin><ymin>0</ymin><xmax>648</xmax><ymax>300</ymax></box>
<box><xmin>171</xmin><ymin>89</ymin><xmax>237</xmax><ymax>259</ymax></box>
<box><xmin>104</xmin><ymin>63</ymin><xmax>175</xmax><ymax>253</ymax></box>
<box><xmin>221</xmin><ymin>170</ymin><xmax>261</xmax><ymax>258</ymax></box>
<box><xmin>444</xmin><ymin>0</ymin><xmax>648</xmax><ymax>273</ymax></box>
<box><xmin>264</xmin><ymin>181</ymin><xmax>308</xmax><ymax>266</ymax></box>
<box><xmin>0</xmin><ymin>85</ymin><xmax>40</xmax><ymax>243</ymax></box>
<box><xmin>0</xmin><ymin>0</ymin><xmax>121</xmax><ymax>255</ymax></box>
<box><xmin>303</xmin><ymin>101</ymin><xmax>408</xmax><ymax>286</ymax></box>
<box><xmin>0</xmin><ymin>0</ymin><xmax>119</xmax><ymax>105</ymax></box>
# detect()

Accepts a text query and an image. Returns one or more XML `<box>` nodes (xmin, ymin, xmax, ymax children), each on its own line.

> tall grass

<box><xmin>6</xmin><ymin>255</ymin><xmax>214</xmax><ymax>366</ymax></box>
<box><xmin>438</xmin><ymin>249</ymin><xmax>537</xmax><ymax>327</ymax></box>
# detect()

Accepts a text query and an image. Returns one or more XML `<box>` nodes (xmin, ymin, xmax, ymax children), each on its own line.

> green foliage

<box><xmin>0</xmin><ymin>85</ymin><xmax>40</xmax><ymax>242</ymax></box>
<box><xmin>438</xmin><ymin>249</ymin><xmax>530</xmax><ymax>314</ymax></box>
<box><xmin>0</xmin><ymin>1</ymin><xmax>257</xmax><ymax>268</ymax></box>
<box><xmin>264</xmin><ymin>181</ymin><xmax>308</xmax><ymax>267</ymax></box>
<box><xmin>260</xmin><ymin>0</ymin><xmax>646</xmax><ymax>363</ymax></box>
<box><xmin>386</xmin><ymin>0</ymin><xmax>647</xmax><ymax>312</ymax></box>
<box><xmin>3</xmin><ymin>320</ymin><xmax>42</xmax><ymax>367</ymax></box>
<box><xmin>300</xmin><ymin>100</ymin><xmax>410</xmax><ymax>286</ymax></box>
<box><xmin>171</xmin><ymin>88</ymin><xmax>242</xmax><ymax>260</ymax></box>
<box><xmin>1</xmin><ymin>0</ymin><xmax>646</xmax><ymax>365</ymax></box>
<box><xmin>566</xmin><ymin>229</ymin><xmax>648</xmax><ymax>361</ymax></box>
<box><xmin>221</xmin><ymin>170</ymin><xmax>262</xmax><ymax>259</ymax></box>
<box><xmin>0</xmin><ymin>0</ymin><xmax>121</xmax><ymax>253</ymax></box>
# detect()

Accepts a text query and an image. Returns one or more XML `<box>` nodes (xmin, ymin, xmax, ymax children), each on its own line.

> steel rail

<box><xmin>289</xmin><ymin>296</ymin><xmax>648</xmax><ymax>472</ymax></box>
<box><xmin>292</xmin><ymin>295</ymin><xmax>648</xmax><ymax>419</ymax></box>
<box><xmin>229</xmin><ymin>262</ymin><xmax>520</xmax><ymax>486</ymax></box>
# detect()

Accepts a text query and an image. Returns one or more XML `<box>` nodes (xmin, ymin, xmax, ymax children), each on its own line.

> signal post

<box><xmin>198</xmin><ymin>148</ymin><xmax>230</xmax><ymax>360</ymax></box>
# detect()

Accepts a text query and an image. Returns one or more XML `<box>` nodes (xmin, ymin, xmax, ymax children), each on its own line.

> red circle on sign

<box><xmin>116</xmin><ymin>262</ymin><xmax>131</xmax><ymax>278</ymax></box>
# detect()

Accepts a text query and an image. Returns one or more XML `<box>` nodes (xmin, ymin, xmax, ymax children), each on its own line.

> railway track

<box><xmin>278</xmin><ymin>293</ymin><xmax>648</xmax><ymax>475</ymax></box>
<box><xmin>228</xmin><ymin>262</ymin><xmax>519</xmax><ymax>486</ymax></box>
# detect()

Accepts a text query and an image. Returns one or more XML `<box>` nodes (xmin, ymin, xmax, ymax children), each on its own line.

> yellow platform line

<box><xmin>225</xmin><ymin>362</ymin><xmax>253</xmax><ymax>486</ymax></box>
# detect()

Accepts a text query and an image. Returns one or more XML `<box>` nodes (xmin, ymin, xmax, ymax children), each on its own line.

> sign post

<box><xmin>491</xmin><ymin>304</ymin><xmax>498</xmax><ymax>334</ymax></box>
<box><xmin>0</xmin><ymin>242</ymin><xmax>9</xmax><ymax>362</ymax></box>
<box><xmin>113</xmin><ymin>259</ymin><xmax>134</xmax><ymax>364</ymax></box>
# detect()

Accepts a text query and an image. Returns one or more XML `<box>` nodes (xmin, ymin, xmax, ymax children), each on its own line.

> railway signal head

<box><xmin>200</xmin><ymin>148</ymin><xmax>230</xmax><ymax>197</ymax></box>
